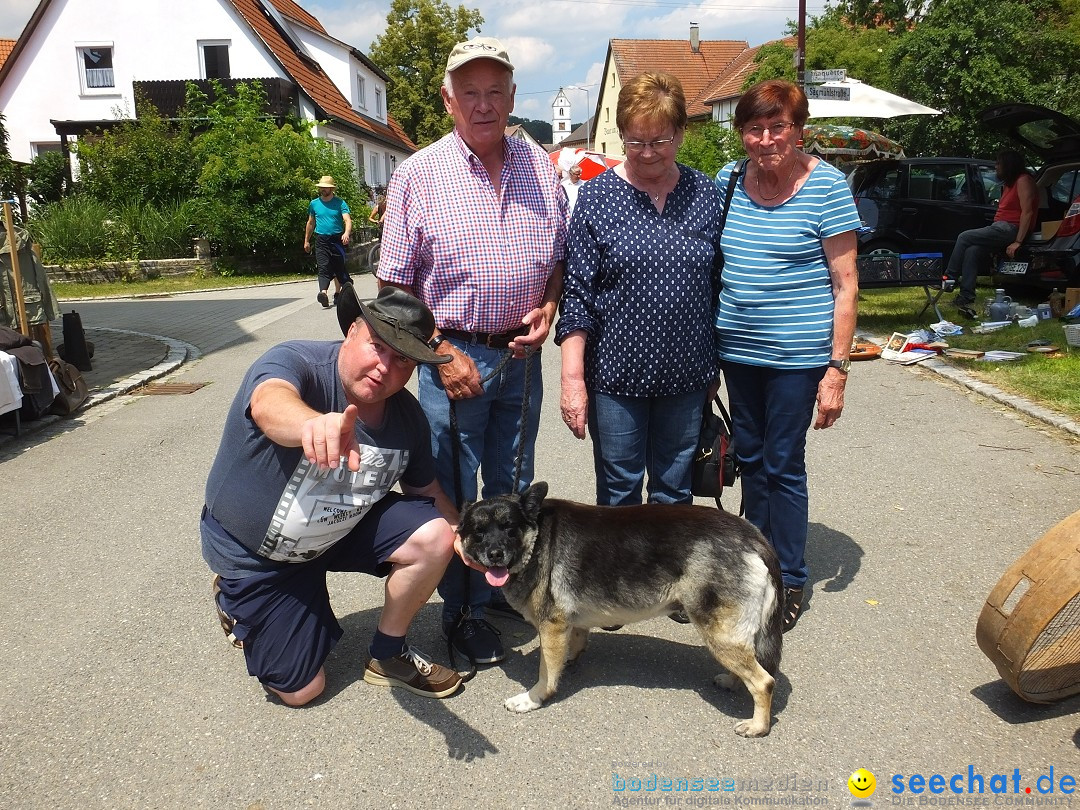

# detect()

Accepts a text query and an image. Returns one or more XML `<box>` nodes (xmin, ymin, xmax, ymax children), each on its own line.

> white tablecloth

<box><xmin>0</xmin><ymin>351</ymin><xmax>22</xmax><ymax>416</ymax></box>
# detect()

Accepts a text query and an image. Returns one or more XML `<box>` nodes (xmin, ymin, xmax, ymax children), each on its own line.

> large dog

<box><xmin>456</xmin><ymin>482</ymin><xmax>783</xmax><ymax>737</ymax></box>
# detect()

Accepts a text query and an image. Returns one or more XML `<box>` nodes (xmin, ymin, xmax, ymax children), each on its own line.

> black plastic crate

<box><xmin>857</xmin><ymin>253</ymin><xmax>900</xmax><ymax>284</ymax></box>
<box><xmin>900</xmin><ymin>252</ymin><xmax>943</xmax><ymax>283</ymax></box>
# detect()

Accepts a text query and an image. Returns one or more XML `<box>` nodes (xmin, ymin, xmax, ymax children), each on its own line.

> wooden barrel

<box><xmin>976</xmin><ymin>509</ymin><xmax>1080</xmax><ymax>703</ymax></box>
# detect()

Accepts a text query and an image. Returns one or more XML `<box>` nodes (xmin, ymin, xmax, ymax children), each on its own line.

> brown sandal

<box><xmin>782</xmin><ymin>587</ymin><xmax>804</xmax><ymax>633</ymax></box>
<box><xmin>212</xmin><ymin>575</ymin><xmax>243</xmax><ymax>649</ymax></box>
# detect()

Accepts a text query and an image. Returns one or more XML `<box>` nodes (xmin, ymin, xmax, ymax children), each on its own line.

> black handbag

<box><xmin>690</xmin><ymin>394</ymin><xmax>740</xmax><ymax>510</ymax></box>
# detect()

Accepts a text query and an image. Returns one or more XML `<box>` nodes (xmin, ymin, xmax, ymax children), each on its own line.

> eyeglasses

<box><xmin>623</xmin><ymin>136</ymin><xmax>676</xmax><ymax>153</ymax></box>
<box><xmin>742</xmin><ymin>122</ymin><xmax>796</xmax><ymax>140</ymax></box>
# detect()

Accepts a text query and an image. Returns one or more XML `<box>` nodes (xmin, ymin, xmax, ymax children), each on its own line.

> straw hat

<box><xmin>316</xmin><ymin>176</ymin><xmax>337</xmax><ymax>188</ymax></box>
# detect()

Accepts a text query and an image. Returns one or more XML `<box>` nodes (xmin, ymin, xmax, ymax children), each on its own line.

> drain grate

<box><xmin>131</xmin><ymin>382</ymin><xmax>209</xmax><ymax>396</ymax></box>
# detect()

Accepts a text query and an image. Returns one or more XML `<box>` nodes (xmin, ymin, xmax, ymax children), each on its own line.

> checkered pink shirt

<box><xmin>377</xmin><ymin>130</ymin><xmax>567</xmax><ymax>333</ymax></box>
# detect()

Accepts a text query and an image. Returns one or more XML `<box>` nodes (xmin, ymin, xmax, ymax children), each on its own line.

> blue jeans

<box><xmin>587</xmin><ymin>388</ymin><xmax>708</xmax><ymax>506</ymax></box>
<box><xmin>946</xmin><ymin>221</ymin><xmax>1016</xmax><ymax>305</ymax></box>
<box><xmin>721</xmin><ymin>361</ymin><xmax>825</xmax><ymax>589</ymax></box>
<box><xmin>419</xmin><ymin>341</ymin><xmax>543</xmax><ymax>622</ymax></box>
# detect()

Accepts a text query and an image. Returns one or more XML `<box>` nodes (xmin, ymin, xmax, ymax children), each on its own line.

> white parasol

<box><xmin>807</xmin><ymin>78</ymin><xmax>941</xmax><ymax>119</ymax></box>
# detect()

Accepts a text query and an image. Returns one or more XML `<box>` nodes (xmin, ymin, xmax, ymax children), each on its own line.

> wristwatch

<box><xmin>428</xmin><ymin>334</ymin><xmax>448</xmax><ymax>351</ymax></box>
<box><xmin>827</xmin><ymin>358</ymin><xmax>851</xmax><ymax>374</ymax></box>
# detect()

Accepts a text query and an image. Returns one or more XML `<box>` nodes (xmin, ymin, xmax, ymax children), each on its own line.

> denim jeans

<box><xmin>720</xmin><ymin>361</ymin><xmax>825</xmax><ymax>589</ymax></box>
<box><xmin>945</xmin><ymin>221</ymin><xmax>1017</xmax><ymax>305</ymax></box>
<box><xmin>419</xmin><ymin>341</ymin><xmax>543</xmax><ymax>622</ymax></box>
<box><xmin>586</xmin><ymin>388</ymin><xmax>708</xmax><ymax>506</ymax></box>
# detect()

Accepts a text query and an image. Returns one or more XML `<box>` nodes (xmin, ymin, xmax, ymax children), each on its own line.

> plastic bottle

<box><xmin>1049</xmin><ymin>288</ymin><xmax>1065</xmax><ymax>318</ymax></box>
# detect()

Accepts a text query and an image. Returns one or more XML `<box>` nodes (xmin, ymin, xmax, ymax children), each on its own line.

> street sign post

<box><xmin>806</xmin><ymin>69</ymin><xmax>847</xmax><ymax>83</ymax></box>
<box><xmin>805</xmin><ymin>85</ymin><xmax>851</xmax><ymax>101</ymax></box>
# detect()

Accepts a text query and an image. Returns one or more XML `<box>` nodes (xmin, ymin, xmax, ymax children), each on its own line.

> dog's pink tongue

<box><xmin>485</xmin><ymin>566</ymin><xmax>509</xmax><ymax>587</ymax></box>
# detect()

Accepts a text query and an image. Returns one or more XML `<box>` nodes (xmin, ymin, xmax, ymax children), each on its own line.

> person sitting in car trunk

<box><xmin>946</xmin><ymin>149</ymin><xmax>1037</xmax><ymax>319</ymax></box>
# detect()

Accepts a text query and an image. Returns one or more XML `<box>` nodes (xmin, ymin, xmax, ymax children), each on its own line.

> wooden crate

<box><xmin>976</xmin><ymin>509</ymin><xmax>1080</xmax><ymax>703</ymax></box>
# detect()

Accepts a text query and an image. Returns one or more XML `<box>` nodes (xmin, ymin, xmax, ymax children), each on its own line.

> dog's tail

<box><xmin>754</xmin><ymin>553</ymin><xmax>784</xmax><ymax>675</ymax></box>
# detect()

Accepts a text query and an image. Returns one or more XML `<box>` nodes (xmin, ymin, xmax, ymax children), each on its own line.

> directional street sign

<box><xmin>805</xmin><ymin>85</ymin><xmax>851</xmax><ymax>101</ymax></box>
<box><xmin>806</xmin><ymin>69</ymin><xmax>847</xmax><ymax>83</ymax></box>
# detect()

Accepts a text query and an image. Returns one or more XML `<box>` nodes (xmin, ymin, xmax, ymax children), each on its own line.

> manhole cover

<box><xmin>131</xmin><ymin>382</ymin><xmax>208</xmax><ymax>395</ymax></box>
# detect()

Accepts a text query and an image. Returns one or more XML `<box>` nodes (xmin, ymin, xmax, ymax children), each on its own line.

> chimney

<box><xmin>690</xmin><ymin>22</ymin><xmax>700</xmax><ymax>53</ymax></box>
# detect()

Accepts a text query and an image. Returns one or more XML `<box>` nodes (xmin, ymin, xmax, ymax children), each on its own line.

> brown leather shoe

<box><xmin>364</xmin><ymin>646</ymin><xmax>462</xmax><ymax>699</ymax></box>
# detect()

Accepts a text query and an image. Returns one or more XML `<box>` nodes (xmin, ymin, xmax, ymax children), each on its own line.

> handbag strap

<box><xmin>719</xmin><ymin>159</ymin><xmax>746</xmax><ymax>233</ymax></box>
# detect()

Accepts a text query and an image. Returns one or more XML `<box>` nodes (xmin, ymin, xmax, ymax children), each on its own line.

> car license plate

<box><xmin>999</xmin><ymin>261</ymin><xmax>1029</xmax><ymax>275</ymax></box>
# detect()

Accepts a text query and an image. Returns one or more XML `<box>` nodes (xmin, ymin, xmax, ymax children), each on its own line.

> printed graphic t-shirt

<box><xmin>201</xmin><ymin>340</ymin><xmax>436</xmax><ymax>578</ymax></box>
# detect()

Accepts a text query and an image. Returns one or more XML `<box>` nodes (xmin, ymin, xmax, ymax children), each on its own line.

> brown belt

<box><xmin>439</xmin><ymin>327</ymin><xmax>528</xmax><ymax>349</ymax></box>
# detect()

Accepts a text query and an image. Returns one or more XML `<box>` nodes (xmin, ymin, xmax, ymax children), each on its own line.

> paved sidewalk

<box><xmin>2</xmin><ymin>275</ymin><xmax>1078</xmax><ymax>809</ymax></box>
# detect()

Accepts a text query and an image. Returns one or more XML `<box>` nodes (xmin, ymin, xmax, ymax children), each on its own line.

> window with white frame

<box><xmin>356</xmin><ymin>74</ymin><xmax>367</xmax><ymax>109</ymax></box>
<box><xmin>200</xmin><ymin>41</ymin><xmax>231</xmax><ymax>79</ymax></box>
<box><xmin>33</xmin><ymin>143</ymin><xmax>62</xmax><ymax>155</ymax></box>
<box><xmin>77</xmin><ymin>44</ymin><xmax>115</xmax><ymax>92</ymax></box>
<box><xmin>375</xmin><ymin>87</ymin><xmax>383</xmax><ymax>118</ymax></box>
<box><xmin>369</xmin><ymin>153</ymin><xmax>380</xmax><ymax>186</ymax></box>
<box><xmin>326</xmin><ymin>138</ymin><xmax>343</xmax><ymax>153</ymax></box>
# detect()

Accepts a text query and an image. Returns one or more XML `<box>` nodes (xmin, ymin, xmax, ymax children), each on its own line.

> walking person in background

<box><xmin>377</xmin><ymin>36</ymin><xmax>567</xmax><ymax>667</ymax></box>
<box><xmin>561</xmin><ymin>164</ymin><xmax>584</xmax><ymax>214</ymax></box>
<box><xmin>557</xmin><ymin>72</ymin><xmax>722</xmax><ymax>510</ymax></box>
<box><xmin>945</xmin><ymin>149</ymin><xmax>1038</xmax><ymax>319</ymax></box>
<box><xmin>714</xmin><ymin>79</ymin><xmax>861</xmax><ymax>634</ymax></box>
<box><xmin>304</xmin><ymin>176</ymin><xmax>353</xmax><ymax>308</ymax></box>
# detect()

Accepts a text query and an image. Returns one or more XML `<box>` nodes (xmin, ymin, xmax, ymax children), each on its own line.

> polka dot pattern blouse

<box><xmin>555</xmin><ymin>164</ymin><xmax>723</xmax><ymax>397</ymax></box>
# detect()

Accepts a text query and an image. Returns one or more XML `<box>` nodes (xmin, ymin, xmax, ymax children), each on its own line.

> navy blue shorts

<box><xmin>213</xmin><ymin>493</ymin><xmax>443</xmax><ymax>693</ymax></box>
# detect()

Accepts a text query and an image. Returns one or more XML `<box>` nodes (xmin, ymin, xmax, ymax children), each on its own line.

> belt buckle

<box><xmin>485</xmin><ymin>332</ymin><xmax>500</xmax><ymax>348</ymax></box>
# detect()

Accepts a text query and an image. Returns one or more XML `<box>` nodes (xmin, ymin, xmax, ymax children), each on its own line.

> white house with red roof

<box><xmin>0</xmin><ymin>0</ymin><xmax>415</xmax><ymax>189</ymax></box>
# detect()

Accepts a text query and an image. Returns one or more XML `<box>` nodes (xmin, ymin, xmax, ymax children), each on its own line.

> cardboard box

<box><xmin>1041</xmin><ymin>221</ymin><xmax>1063</xmax><ymax>241</ymax></box>
<box><xmin>1065</xmin><ymin>288</ymin><xmax>1080</xmax><ymax>312</ymax></box>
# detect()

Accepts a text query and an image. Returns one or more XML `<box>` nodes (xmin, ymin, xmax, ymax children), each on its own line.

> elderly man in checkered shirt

<box><xmin>377</xmin><ymin>36</ymin><xmax>568</xmax><ymax>667</ymax></box>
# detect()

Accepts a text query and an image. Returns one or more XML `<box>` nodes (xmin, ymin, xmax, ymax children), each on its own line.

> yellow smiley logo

<box><xmin>848</xmin><ymin>768</ymin><xmax>876</xmax><ymax>798</ymax></box>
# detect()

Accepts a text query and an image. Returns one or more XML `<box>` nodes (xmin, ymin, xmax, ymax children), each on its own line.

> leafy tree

<box><xmin>74</xmin><ymin>98</ymin><xmax>198</xmax><ymax>209</ymax></box>
<box><xmin>677</xmin><ymin>121</ymin><xmax>744</xmax><ymax>177</ymax></box>
<box><xmin>26</xmin><ymin>152</ymin><xmax>69</xmax><ymax>206</ymax></box>
<box><xmin>369</xmin><ymin>0</ymin><xmax>484</xmax><ymax>147</ymax></box>
<box><xmin>185</xmin><ymin>81</ymin><xmax>360</xmax><ymax>261</ymax></box>
<box><xmin>889</xmin><ymin>0</ymin><xmax>1080</xmax><ymax>158</ymax></box>
<box><xmin>0</xmin><ymin>111</ymin><xmax>20</xmax><ymax>205</ymax></box>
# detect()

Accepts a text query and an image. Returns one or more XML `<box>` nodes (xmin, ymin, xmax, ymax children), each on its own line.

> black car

<box><xmin>980</xmin><ymin>102</ymin><xmax>1080</xmax><ymax>287</ymax></box>
<box><xmin>847</xmin><ymin>157</ymin><xmax>1001</xmax><ymax>260</ymax></box>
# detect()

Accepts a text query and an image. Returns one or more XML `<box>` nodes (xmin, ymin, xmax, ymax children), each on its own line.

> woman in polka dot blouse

<box><xmin>556</xmin><ymin>72</ymin><xmax>723</xmax><ymax>507</ymax></box>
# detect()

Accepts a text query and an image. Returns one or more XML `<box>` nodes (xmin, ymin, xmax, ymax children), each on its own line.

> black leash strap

<box><xmin>445</xmin><ymin>348</ymin><xmax>534</xmax><ymax>680</ymax></box>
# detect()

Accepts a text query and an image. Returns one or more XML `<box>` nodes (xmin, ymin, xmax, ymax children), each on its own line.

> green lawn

<box><xmin>858</xmin><ymin>286</ymin><xmax>1080</xmax><ymax>423</ymax></box>
<box><xmin>53</xmin><ymin>271</ymin><xmax>313</xmax><ymax>300</ymax></box>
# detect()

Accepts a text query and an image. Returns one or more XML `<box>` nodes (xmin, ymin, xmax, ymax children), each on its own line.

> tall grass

<box><xmin>28</xmin><ymin>195</ymin><xmax>112</xmax><ymax>263</ymax></box>
<box><xmin>28</xmin><ymin>195</ymin><xmax>196</xmax><ymax>264</ymax></box>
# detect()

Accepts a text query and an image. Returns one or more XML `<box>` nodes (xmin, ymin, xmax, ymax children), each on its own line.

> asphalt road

<box><xmin>2</xmin><ymin>276</ymin><xmax>1078</xmax><ymax>809</ymax></box>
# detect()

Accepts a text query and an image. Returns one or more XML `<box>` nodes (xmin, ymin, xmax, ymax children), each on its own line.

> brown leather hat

<box><xmin>337</xmin><ymin>285</ymin><xmax>450</xmax><ymax>365</ymax></box>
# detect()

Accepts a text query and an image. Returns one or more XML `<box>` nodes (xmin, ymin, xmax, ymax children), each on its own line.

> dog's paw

<box><xmin>734</xmin><ymin>719</ymin><xmax>770</xmax><ymax>738</ymax></box>
<box><xmin>713</xmin><ymin>673</ymin><xmax>740</xmax><ymax>692</ymax></box>
<box><xmin>504</xmin><ymin>692</ymin><xmax>543</xmax><ymax>713</ymax></box>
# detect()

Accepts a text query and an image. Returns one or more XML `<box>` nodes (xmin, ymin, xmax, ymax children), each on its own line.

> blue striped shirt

<box><xmin>714</xmin><ymin>160</ymin><xmax>860</xmax><ymax>369</ymax></box>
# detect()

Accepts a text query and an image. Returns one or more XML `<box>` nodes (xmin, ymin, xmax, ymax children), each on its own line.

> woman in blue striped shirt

<box><xmin>714</xmin><ymin>80</ymin><xmax>860</xmax><ymax>633</ymax></box>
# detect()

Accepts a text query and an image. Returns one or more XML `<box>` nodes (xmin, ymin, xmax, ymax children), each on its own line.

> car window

<box><xmin>865</xmin><ymin>167</ymin><xmax>899</xmax><ymax>200</ymax></box>
<box><xmin>979</xmin><ymin>165</ymin><xmax>1003</xmax><ymax>204</ymax></box>
<box><xmin>1048</xmin><ymin>169</ymin><xmax>1080</xmax><ymax>206</ymax></box>
<box><xmin>907</xmin><ymin>164</ymin><xmax>967</xmax><ymax>201</ymax></box>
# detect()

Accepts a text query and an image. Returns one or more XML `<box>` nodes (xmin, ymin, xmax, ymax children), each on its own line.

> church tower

<box><xmin>552</xmin><ymin>88</ymin><xmax>572</xmax><ymax>146</ymax></box>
